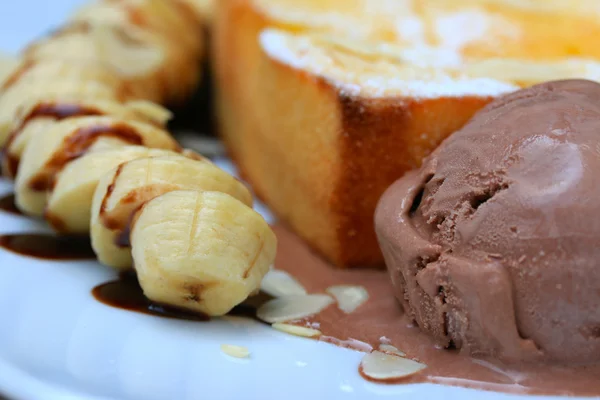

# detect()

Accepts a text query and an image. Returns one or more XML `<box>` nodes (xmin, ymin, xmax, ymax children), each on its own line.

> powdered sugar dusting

<box><xmin>395</xmin><ymin>15</ymin><xmax>425</xmax><ymax>45</ymax></box>
<box><xmin>478</xmin><ymin>0</ymin><xmax>600</xmax><ymax>16</ymax></box>
<box><xmin>435</xmin><ymin>10</ymin><xmax>492</xmax><ymax>51</ymax></box>
<box><xmin>260</xmin><ymin>28</ymin><xmax>600</xmax><ymax>99</ymax></box>
<box><xmin>260</xmin><ymin>29</ymin><xmax>518</xmax><ymax>99</ymax></box>
<box><xmin>255</xmin><ymin>4</ymin><xmax>373</xmax><ymax>40</ymax></box>
<box><xmin>360</xmin><ymin>0</ymin><xmax>413</xmax><ymax>15</ymax></box>
<box><xmin>341</xmin><ymin>76</ymin><xmax>517</xmax><ymax>98</ymax></box>
<box><xmin>435</xmin><ymin>9</ymin><xmax>522</xmax><ymax>53</ymax></box>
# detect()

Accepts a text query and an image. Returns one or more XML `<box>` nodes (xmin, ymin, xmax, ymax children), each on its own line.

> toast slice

<box><xmin>213</xmin><ymin>0</ymin><xmax>600</xmax><ymax>267</ymax></box>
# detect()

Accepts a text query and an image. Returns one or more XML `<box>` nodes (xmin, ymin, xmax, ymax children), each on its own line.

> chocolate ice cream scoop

<box><xmin>375</xmin><ymin>79</ymin><xmax>600</xmax><ymax>364</ymax></box>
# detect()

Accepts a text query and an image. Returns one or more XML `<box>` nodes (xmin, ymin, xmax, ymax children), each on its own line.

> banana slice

<box><xmin>69</xmin><ymin>0</ymin><xmax>204</xmax><ymax>103</ymax></box>
<box><xmin>131</xmin><ymin>190</ymin><xmax>276</xmax><ymax>316</ymax></box>
<box><xmin>0</xmin><ymin>52</ymin><xmax>19</xmax><ymax>87</ymax></box>
<box><xmin>1</xmin><ymin>59</ymin><xmax>123</xmax><ymax>94</ymax></box>
<box><xmin>46</xmin><ymin>145</ymin><xmax>204</xmax><ymax>233</ymax></box>
<box><xmin>14</xmin><ymin>116</ymin><xmax>178</xmax><ymax>216</ymax></box>
<box><xmin>91</xmin><ymin>154</ymin><xmax>252</xmax><ymax>269</ymax></box>
<box><xmin>25</xmin><ymin>24</ymin><xmax>164</xmax><ymax>77</ymax></box>
<box><xmin>0</xmin><ymin>79</ymin><xmax>121</xmax><ymax>146</ymax></box>
<box><xmin>70</xmin><ymin>0</ymin><xmax>202</xmax><ymax>52</ymax></box>
<box><xmin>123</xmin><ymin>100</ymin><xmax>173</xmax><ymax>126</ymax></box>
<box><xmin>2</xmin><ymin>98</ymin><xmax>172</xmax><ymax>178</ymax></box>
<box><xmin>23</xmin><ymin>25</ymin><xmax>165</xmax><ymax>102</ymax></box>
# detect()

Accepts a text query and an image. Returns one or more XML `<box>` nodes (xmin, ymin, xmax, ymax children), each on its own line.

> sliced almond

<box><xmin>326</xmin><ymin>285</ymin><xmax>368</xmax><ymax>313</ymax></box>
<box><xmin>126</xmin><ymin>100</ymin><xmax>173</xmax><ymax>125</ymax></box>
<box><xmin>220</xmin><ymin>344</ymin><xmax>250</xmax><ymax>358</ymax></box>
<box><xmin>378</xmin><ymin>344</ymin><xmax>406</xmax><ymax>356</ymax></box>
<box><xmin>260</xmin><ymin>269</ymin><xmax>307</xmax><ymax>297</ymax></box>
<box><xmin>379</xmin><ymin>336</ymin><xmax>392</xmax><ymax>344</ymax></box>
<box><xmin>256</xmin><ymin>294</ymin><xmax>333</xmax><ymax>323</ymax></box>
<box><xmin>323</xmin><ymin>336</ymin><xmax>373</xmax><ymax>352</ymax></box>
<box><xmin>272</xmin><ymin>323</ymin><xmax>322</xmax><ymax>338</ymax></box>
<box><xmin>360</xmin><ymin>351</ymin><xmax>426</xmax><ymax>381</ymax></box>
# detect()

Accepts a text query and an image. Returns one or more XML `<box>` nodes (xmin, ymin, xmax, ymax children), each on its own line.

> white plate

<box><xmin>0</xmin><ymin>161</ymin><xmax>566</xmax><ymax>400</ymax></box>
<box><xmin>0</xmin><ymin>4</ymin><xmax>572</xmax><ymax>400</ymax></box>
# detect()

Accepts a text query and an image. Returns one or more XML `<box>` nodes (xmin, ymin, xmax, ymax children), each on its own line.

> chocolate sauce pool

<box><xmin>92</xmin><ymin>273</ymin><xmax>210</xmax><ymax>321</ymax></box>
<box><xmin>0</xmin><ymin>234</ymin><xmax>95</xmax><ymax>260</ymax></box>
<box><xmin>0</xmin><ymin>216</ymin><xmax>596</xmax><ymax>395</ymax></box>
<box><xmin>92</xmin><ymin>273</ymin><xmax>272</xmax><ymax>323</ymax></box>
<box><xmin>0</xmin><ymin>194</ymin><xmax>22</xmax><ymax>216</ymax></box>
<box><xmin>270</xmin><ymin>225</ymin><xmax>600</xmax><ymax>397</ymax></box>
<box><xmin>88</xmin><ymin>224</ymin><xmax>600</xmax><ymax>396</ymax></box>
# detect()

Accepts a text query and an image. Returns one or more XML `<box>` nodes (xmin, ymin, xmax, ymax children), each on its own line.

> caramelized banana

<box><xmin>90</xmin><ymin>154</ymin><xmax>252</xmax><ymax>268</ymax></box>
<box><xmin>46</xmin><ymin>145</ymin><xmax>202</xmax><ymax>233</ymax></box>
<box><xmin>0</xmin><ymin>0</ymin><xmax>276</xmax><ymax>317</ymax></box>
<box><xmin>15</xmin><ymin>116</ymin><xmax>178</xmax><ymax>216</ymax></box>
<box><xmin>131</xmin><ymin>190</ymin><xmax>275</xmax><ymax>316</ymax></box>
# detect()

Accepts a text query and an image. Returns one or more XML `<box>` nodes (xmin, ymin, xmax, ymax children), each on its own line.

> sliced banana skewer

<box><xmin>0</xmin><ymin>0</ymin><xmax>276</xmax><ymax>317</ymax></box>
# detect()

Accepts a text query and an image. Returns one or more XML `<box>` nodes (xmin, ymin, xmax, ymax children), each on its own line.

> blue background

<box><xmin>0</xmin><ymin>0</ymin><xmax>85</xmax><ymax>54</ymax></box>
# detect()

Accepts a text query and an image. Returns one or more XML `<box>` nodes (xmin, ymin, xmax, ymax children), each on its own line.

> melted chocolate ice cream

<box><xmin>375</xmin><ymin>79</ymin><xmax>600</xmax><ymax>364</ymax></box>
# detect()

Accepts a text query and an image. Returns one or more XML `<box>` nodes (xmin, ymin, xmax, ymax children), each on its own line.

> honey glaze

<box><xmin>0</xmin><ymin>194</ymin><xmax>22</xmax><ymax>216</ymax></box>
<box><xmin>271</xmin><ymin>224</ymin><xmax>600</xmax><ymax>397</ymax></box>
<box><xmin>0</xmin><ymin>234</ymin><xmax>95</xmax><ymax>260</ymax></box>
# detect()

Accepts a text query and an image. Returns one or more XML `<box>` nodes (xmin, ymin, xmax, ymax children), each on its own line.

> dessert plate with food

<box><xmin>0</xmin><ymin>0</ymin><xmax>599</xmax><ymax>399</ymax></box>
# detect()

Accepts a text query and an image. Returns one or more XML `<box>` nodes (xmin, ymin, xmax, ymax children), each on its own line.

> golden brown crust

<box><xmin>334</xmin><ymin>95</ymin><xmax>492</xmax><ymax>266</ymax></box>
<box><xmin>233</xmin><ymin>54</ymin><xmax>493</xmax><ymax>267</ymax></box>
